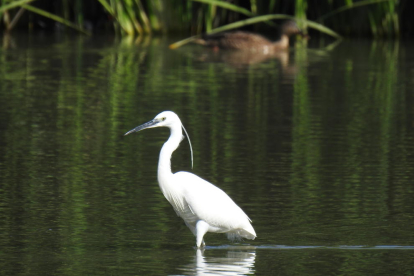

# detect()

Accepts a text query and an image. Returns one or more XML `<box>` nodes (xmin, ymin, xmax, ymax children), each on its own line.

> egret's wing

<box><xmin>173</xmin><ymin>171</ymin><xmax>256</xmax><ymax>238</ymax></box>
<box><xmin>158</xmin><ymin>176</ymin><xmax>199</xmax><ymax>225</ymax></box>
<box><xmin>158</xmin><ymin>178</ymin><xmax>187</xmax><ymax>215</ymax></box>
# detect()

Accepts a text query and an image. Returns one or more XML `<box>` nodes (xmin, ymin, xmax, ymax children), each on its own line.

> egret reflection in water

<box><xmin>179</xmin><ymin>249</ymin><xmax>256</xmax><ymax>275</ymax></box>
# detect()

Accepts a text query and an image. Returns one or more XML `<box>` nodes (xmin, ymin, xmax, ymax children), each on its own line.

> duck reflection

<box><xmin>180</xmin><ymin>248</ymin><xmax>256</xmax><ymax>275</ymax></box>
<box><xmin>196</xmin><ymin>47</ymin><xmax>300</xmax><ymax>78</ymax></box>
<box><xmin>198</xmin><ymin>47</ymin><xmax>289</xmax><ymax>66</ymax></box>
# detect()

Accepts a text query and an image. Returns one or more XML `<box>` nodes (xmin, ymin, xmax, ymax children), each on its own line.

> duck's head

<box><xmin>281</xmin><ymin>20</ymin><xmax>309</xmax><ymax>38</ymax></box>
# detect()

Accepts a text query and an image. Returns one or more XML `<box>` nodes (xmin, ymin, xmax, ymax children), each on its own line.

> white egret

<box><xmin>125</xmin><ymin>111</ymin><xmax>256</xmax><ymax>247</ymax></box>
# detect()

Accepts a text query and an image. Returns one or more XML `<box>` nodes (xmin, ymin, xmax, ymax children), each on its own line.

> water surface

<box><xmin>0</xmin><ymin>34</ymin><xmax>413</xmax><ymax>275</ymax></box>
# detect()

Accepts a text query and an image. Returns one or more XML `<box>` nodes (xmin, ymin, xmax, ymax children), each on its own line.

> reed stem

<box><xmin>0</xmin><ymin>0</ymin><xmax>407</xmax><ymax>37</ymax></box>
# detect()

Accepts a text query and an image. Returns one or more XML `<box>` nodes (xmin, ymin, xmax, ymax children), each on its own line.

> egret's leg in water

<box><xmin>196</xmin><ymin>220</ymin><xmax>210</xmax><ymax>248</ymax></box>
<box><xmin>186</xmin><ymin>221</ymin><xmax>205</xmax><ymax>247</ymax></box>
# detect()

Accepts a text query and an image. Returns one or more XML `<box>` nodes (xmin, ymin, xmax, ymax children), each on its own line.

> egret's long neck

<box><xmin>158</xmin><ymin>122</ymin><xmax>182</xmax><ymax>183</ymax></box>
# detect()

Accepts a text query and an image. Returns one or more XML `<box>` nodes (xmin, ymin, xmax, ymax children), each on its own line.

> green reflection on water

<box><xmin>0</xmin><ymin>35</ymin><xmax>413</xmax><ymax>275</ymax></box>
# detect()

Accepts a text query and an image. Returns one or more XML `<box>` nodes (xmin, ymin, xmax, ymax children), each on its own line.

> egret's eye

<box><xmin>161</xmin><ymin>117</ymin><xmax>166</xmax><ymax>121</ymax></box>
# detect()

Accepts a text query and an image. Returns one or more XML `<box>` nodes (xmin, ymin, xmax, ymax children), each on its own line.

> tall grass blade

<box><xmin>393</xmin><ymin>12</ymin><xmax>399</xmax><ymax>36</ymax></box>
<box><xmin>96</xmin><ymin>0</ymin><xmax>115</xmax><ymax>16</ymax></box>
<box><xmin>134</xmin><ymin>0</ymin><xmax>151</xmax><ymax>33</ymax></box>
<box><xmin>3</xmin><ymin>11</ymin><xmax>10</xmax><ymax>29</ymax></box>
<box><xmin>115</xmin><ymin>1</ymin><xmax>136</xmax><ymax>35</ymax></box>
<box><xmin>22</xmin><ymin>4</ymin><xmax>91</xmax><ymax>35</ymax></box>
<box><xmin>123</xmin><ymin>0</ymin><xmax>143</xmax><ymax>35</ymax></box>
<box><xmin>8</xmin><ymin>7</ymin><xmax>26</xmax><ymax>31</ymax></box>
<box><xmin>191</xmin><ymin>0</ymin><xmax>254</xmax><ymax>17</ymax></box>
<box><xmin>250</xmin><ymin>0</ymin><xmax>257</xmax><ymax>14</ymax></box>
<box><xmin>268</xmin><ymin>0</ymin><xmax>276</xmax><ymax>12</ymax></box>
<box><xmin>0</xmin><ymin>0</ymin><xmax>35</xmax><ymax>12</ymax></box>
<box><xmin>205</xmin><ymin>3</ymin><xmax>216</xmax><ymax>32</ymax></box>
<box><xmin>208</xmin><ymin>15</ymin><xmax>340</xmax><ymax>38</ymax></box>
<box><xmin>63</xmin><ymin>0</ymin><xmax>69</xmax><ymax>21</ymax></box>
<box><xmin>146</xmin><ymin>0</ymin><xmax>162</xmax><ymax>32</ymax></box>
<box><xmin>295</xmin><ymin>0</ymin><xmax>307</xmax><ymax>29</ymax></box>
<box><xmin>317</xmin><ymin>0</ymin><xmax>393</xmax><ymax>22</ymax></box>
<box><xmin>193</xmin><ymin>0</ymin><xmax>276</xmax><ymax>29</ymax></box>
<box><xmin>169</xmin><ymin>35</ymin><xmax>199</xmax><ymax>49</ymax></box>
<box><xmin>75</xmin><ymin>0</ymin><xmax>83</xmax><ymax>27</ymax></box>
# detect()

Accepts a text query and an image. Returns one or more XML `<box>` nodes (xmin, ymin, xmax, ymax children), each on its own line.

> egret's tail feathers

<box><xmin>226</xmin><ymin>228</ymin><xmax>256</xmax><ymax>241</ymax></box>
<box><xmin>243</xmin><ymin>222</ymin><xmax>257</xmax><ymax>239</ymax></box>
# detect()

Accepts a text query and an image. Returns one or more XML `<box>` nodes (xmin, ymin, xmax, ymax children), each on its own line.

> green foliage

<box><xmin>0</xmin><ymin>0</ymin><xmax>35</xmax><ymax>13</ymax></box>
<box><xmin>22</xmin><ymin>4</ymin><xmax>91</xmax><ymax>35</ymax></box>
<box><xmin>192</xmin><ymin>0</ymin><xmax>255</xmax><ymax>17</ymax></box>
<box><xmin>316</xmin><ymin>0</ymin><xmax>400</xmax><ymax>36</ymax></box>
<box><xmin>0</xmin><ymin>0</ymin><xmax>406</xmax><ymax>37</ymax></box>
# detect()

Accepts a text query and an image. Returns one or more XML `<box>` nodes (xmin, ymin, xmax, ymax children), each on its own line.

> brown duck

<box><xmin>195</xmin><ymin>20</ymin><xmax>307</xmax><ymax>53</ymax></box>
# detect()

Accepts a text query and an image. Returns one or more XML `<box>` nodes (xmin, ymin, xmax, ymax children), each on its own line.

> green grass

<box><xmin>0</xmin><ymin>0</ymin><xmax>405</xmax><ymax>37</ymax></box>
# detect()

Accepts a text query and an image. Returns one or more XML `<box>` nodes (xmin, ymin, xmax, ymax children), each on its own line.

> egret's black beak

<box><xmin>124</xmin><ymin>119</ymin><xmax>159</xmax><ymax>136</ymax></box>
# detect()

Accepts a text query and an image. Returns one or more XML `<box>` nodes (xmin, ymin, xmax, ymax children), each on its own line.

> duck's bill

<box><xmin>299</xmin><ymin>31</ymin><xmax>310</xmax><ymax>39</ymax></box>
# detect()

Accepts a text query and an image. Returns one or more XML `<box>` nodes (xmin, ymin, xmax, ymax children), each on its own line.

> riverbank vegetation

<box><xmin>0</xmin><ymin>0</ymin><xmax>409</xmax><ymax>38</ymax></box>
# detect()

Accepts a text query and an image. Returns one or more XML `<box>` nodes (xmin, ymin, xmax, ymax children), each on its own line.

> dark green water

<box><xmin>0</xmin><ymin>34</ymin><xmax>414</xmax><ymax>275</ymax></box>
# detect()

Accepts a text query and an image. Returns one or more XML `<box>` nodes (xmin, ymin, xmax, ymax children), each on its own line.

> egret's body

<box><xmin>125</xmin><ymin>111</ymin><xmax>256</xmax><ymax>247</ymax></box>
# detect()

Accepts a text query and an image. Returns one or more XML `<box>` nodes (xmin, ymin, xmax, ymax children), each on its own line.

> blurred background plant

<box><xmin>0</xmin><ymin>0</ymin><xmax>409</xmax><ymax>37</ymax></box>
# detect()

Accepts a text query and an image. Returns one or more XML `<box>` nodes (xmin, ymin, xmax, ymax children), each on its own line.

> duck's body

<box><xmin>196</xmin><ymin>20</ymin><xmax>306</xmax><ymax>53</ymax></box>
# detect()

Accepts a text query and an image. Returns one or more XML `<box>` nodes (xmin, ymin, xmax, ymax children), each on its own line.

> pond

<box><xmin>0</xmin><ymin>33</ymin><xmax>413</xmax><ymax>275</ymax></box>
